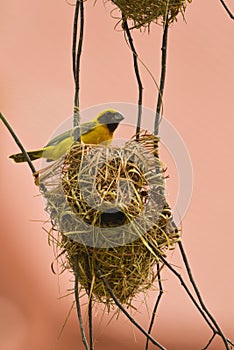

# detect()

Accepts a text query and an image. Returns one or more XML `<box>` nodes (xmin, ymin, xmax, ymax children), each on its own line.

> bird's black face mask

<box><xmin>98</xmin><ymin>111</ymin><xmax>124</xmax><ymax>132</ymax></box>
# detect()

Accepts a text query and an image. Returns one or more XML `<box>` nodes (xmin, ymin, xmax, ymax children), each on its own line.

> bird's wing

<box><xmin>80</xmin><ymin>121</ymin><xmax>97</xmax><ymax>136</ymax></box>
<box><xmin>45</xmin><ymin>129</ymin><xmax>74</xmax><ymax>147</ymax></box>
<box><xmin>45</xmin><ymin>121</ymin><xmax>97</xmax><ymax>147</ymax></box>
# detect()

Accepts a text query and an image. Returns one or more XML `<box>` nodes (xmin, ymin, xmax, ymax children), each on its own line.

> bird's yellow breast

<box><xmin>81</xmin><ymin>124</ymin><xmax>113</xmax><ymax>145</ymax></box>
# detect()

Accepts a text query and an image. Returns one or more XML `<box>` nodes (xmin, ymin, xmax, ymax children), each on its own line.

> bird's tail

<box><xmin>9</xmin><ymin>149</ymin><xmax>44</xmax><ymax>163</ymax></box>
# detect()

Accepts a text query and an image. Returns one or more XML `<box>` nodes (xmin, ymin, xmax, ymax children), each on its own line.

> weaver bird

<box><xmin>9</xmin><ymin>109</ymin><xmax>124</xmax><ymax>163</ymax></box>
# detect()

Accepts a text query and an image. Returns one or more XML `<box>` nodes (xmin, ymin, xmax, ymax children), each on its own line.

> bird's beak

<box><xmin>115</xmin><ymin>112</ymin><xmax>125</xmax><ymax>122</ymax></box>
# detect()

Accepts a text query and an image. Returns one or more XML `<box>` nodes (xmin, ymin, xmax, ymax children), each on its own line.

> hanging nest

<box><xmin>37</xmin><ymin>132</ymin><xmax>179</xmax><ymax>307</ymax></box>
<box><xmin>111</xmin><ymin>0</ymin><xmax>192</xmax><ymax>28</ymax></box>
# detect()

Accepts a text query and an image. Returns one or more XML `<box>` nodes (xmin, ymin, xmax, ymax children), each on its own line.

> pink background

<box><xmin>0</xmin><ymin>1</ymin><xmax>234</xmax><ymax>349</ymax></box>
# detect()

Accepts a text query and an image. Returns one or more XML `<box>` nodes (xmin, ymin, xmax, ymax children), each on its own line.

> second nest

<box><xmin>112</xmin><ymin>0</ymin><xmax>192</xmax><ymax>28</ymax></box>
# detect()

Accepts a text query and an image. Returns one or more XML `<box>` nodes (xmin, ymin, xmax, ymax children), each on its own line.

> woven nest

<box><xmin>111</xmin><ymin>0</ymin><xmax>192</xmax><ymax>28</ymax></box>
<box><xmin>38</xmin><ymin>133</ymin><xmax>179</xmax><ymax>307</ymax></box>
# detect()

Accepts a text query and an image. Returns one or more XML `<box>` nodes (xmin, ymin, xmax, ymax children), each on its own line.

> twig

<box><xmin>72</xmin><ymin>0</ymin><xmax>84</xmax><ymax>140</ymax></box>
<box><xmin>122</xmin><ymin>16</ymin><xmax>143</xmax><ymax>141</ymax></box>
<box><xmin>72</xmin><ymin>3</ymin><xmax>88</xmax><ymax>343</ymax></box>
<box><xmin>72</xmin><ymin>4</ymin><xmax>87</xmax><ymax>344</ymax></box>
<box><xmin>178</xmin><ymin>241</ymin><xmax>230</xmax><ymax>349</ymax></box>
<box><xmin>202</xmin><ymin>332</ymin><xmax>217</xmax><ymax>350</ymax></box>
<box><xmin>148</xmin><ymin>243</ymin><xmax>215</xmax><ymax>329</ymax></box>
<box><xmin>74</xmin><ymin>254</ymin><xmax>89</xmax><ymax>350</ymax></box>
<box><xmin>84</xmin><ymin>253</ymin><xmax>94</xmax><ymax>350</ymax></box>
<box><xmin>96</xmin><ymin>267</ymin><xmax>166</xmax><ymax>350</ymax></box>
<box><xmin>145</xmin><ymin>17</ymin><xmax>169</xmax><ymax>347</ymax></box>
<box><xmin>220</xmin><ymin>0</ymin><xmax>234</xmax><ymax>19</ymax></box>
<box><xmin>0</xmin><ymin>112</ymin><xmax>36</xmax><ymax>175</ymax></box>
<box><xmin>154</xmin><ymin>16</ymin><xmax>169</xmax><ymax>136</ymax></box>
<box><xmin>145</xmin><ymin>263</ymin><xmax>164</xmax><ymax>350</ymax></box>
<box><xmin>72</xmin><ymin>0</ymin><xmax>80</xmax><ymax>99</ymax></box>
<box><xmin>147</xmin><ymin>241</ymin><xmax>231</xmax><ymax>349</ymax></box>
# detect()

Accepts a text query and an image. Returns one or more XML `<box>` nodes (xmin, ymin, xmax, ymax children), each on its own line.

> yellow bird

<box><xmin>9</xmin><ymin>109</ymin><xmax>124</xmax><ymax>163</ymax></box>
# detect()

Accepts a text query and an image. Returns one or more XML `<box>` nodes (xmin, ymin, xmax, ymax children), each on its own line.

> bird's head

<box><xmin>97</xmin><ymin>109</ymin><xmax>125</xmax><ymax>132</ymax></box>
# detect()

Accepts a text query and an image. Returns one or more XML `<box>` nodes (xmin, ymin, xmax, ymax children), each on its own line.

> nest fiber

<box><xmin>38</xmin><ymin>133</ymin><xmax>179</xmax><ymax>306</ymax></box>
<box><xmin>112</xmin><ymin>0</ymin><xmax>192</xmax><ymax>28</ymax></box>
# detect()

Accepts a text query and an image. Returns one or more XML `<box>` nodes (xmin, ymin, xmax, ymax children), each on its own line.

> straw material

<box><xmin>37</xmin><ymin>133</ymin><xmax>179</xmax><ymax>307</ymax></box>
<box><xmin>111</xmin><ymin>0</ymin><xmax>192</xmax><ymax>28</ymax></box>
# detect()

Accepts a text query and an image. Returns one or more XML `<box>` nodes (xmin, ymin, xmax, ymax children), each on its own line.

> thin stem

<box><xmin>145</xmin><ymin>263</ymin><xmax>164</xmax><ymax>350</ymax></box>
<box><xmin>150</xmin><ymin>243</ymin><xmax>231</xmax><ymax>349</ymax></box>
<box><xmin>96</xmin><ymin>267</ymin><xmax>166</xmax><ymax>350</ymax></box>
<box><xmin>148</xmin><ymin>243</ymin><xmax>215</xmax><ymax>331</ymax></box>
<box><xmin>227</xmin><ymin>338</ymin><xmax>234</xmax><ymax>347</ymax></box>
<box><xmin>178</xmin><ymin>241</ymin><xmax>230</xmax><ymax>349</ymax></box>
<box><xmin>122</xmin><ymin>16</ymin><xmax>143</xmax><ymax>141</ymax></box>
<box><xmin>202</xmin><ymin>332</ymin><xmax>217</xmax><ymax>350</ymax></box>
<box><xmin>88</xmin><ymin>286</ymin><xmax>93</xmax><ymax>350</ymax></box>
<box><xmin>73</xmin><ymin>0</ymin><xmax>84</xmax><ymax>111</ymax></box>
<box><xmin>74</xmin><ymin>254</ymin><xmax>89</xmax><ymax>350</ymax></box>
<box><xmin>72</xmin><ymin>4</ymin><xmax>89</xmax><ymax>348</ymax></box>
<box><xmin>72</xmin><ymin>0</ymin><xmax>84</xmax><ymax>140</ymax></box>
<box><xmin>0</xmin><ymin>112</ymin><xmax>36</xmax><ymax>174</ymax></box>
<box><xmin>154</xmin><ymin>17</ymin><xmax>169</xmax><ymax>136</ymax></box>
<box><xmin>220</xmin><ymin>0</ymin><xmax>234</xmax><ymax>19</ymax></box>
<box><xmin>72</xmin><ymin>0</ymin><xmax>80</xmax><ymax>92</ymax></box>
<box><xmin>75</xmin><ymin>0</ymin><xmax>84</xmax><ymax>111</ymax></box>
<box><xmin>84</xmin><ymin>253</ymin><xmax>94</xmax><ymax>350</ymax></box>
